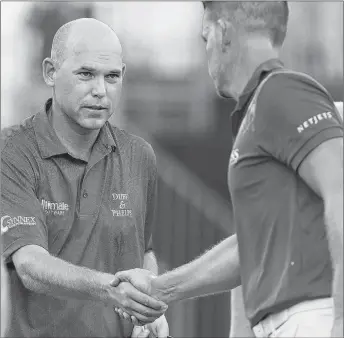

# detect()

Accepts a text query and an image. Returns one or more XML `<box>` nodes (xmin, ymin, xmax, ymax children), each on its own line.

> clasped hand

<box><xmin>110</xmin><ymin>269</ymin><xmax>167</xmax><ymax>326</ymax></box>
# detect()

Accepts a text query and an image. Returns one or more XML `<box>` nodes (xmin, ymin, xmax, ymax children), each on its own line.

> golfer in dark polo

<box><xmin>112</xmin><ymin>2</ymin><xmax>343</xmax><ymax>337</ymax></box>
<box><xmin>1</xmin><ymin>18</ymin><xmax>169</xmax><ymax>338</ymax></box>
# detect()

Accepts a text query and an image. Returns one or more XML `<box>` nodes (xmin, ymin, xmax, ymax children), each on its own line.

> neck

<box><xmin>50</xmin><ymin>100</ymin><xmax>100</xmax><ymax>161</ymax></box>
<box><xmin>229</xmin><ymin>39</ymin><xmax>280</xmax><ymax>101</ymax></box>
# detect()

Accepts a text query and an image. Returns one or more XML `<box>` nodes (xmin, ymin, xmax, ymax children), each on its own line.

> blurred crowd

<box><xmin>1</xmin><ymin>2</ymin><xmax>343</xmax><ymax>132</ymax></box>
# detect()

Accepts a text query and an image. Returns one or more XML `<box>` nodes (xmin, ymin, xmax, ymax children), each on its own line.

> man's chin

<box><xmin>213</xmin><ymin>81</ymin><xmax>234</xmax><ymax>100</ymax></box>
<box><xmin>216</xmin><ymin>87</ymin><xmax>234</xmax><ymax>100</ymax></box>
<box><xmin>79</xmin><ymin>119</ymin><xmax>107</xmax><ymax>130</ymax></box>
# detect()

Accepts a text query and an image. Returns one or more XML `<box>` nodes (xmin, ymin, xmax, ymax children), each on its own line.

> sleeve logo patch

<box><xmin>1</xmin><ymin>215</ymin><xmax>36</xmax><ymax>234</ymax></box>
<box><xmin>297</xmin><ymin>112</ymin><xmax>333</xmax><ymax>133</ymax></box>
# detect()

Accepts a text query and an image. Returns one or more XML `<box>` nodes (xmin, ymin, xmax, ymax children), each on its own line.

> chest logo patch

<box><xmin>238</xmin><ymin>102</ymin><xmax>256</xmax><ymax>137</ymax></box>
<box><xmin>41</xmin><ymin>199</ymin><xmax>69</xmax><ymax>216</ymax></box>
<box><xmin>112</xmin><ymin>193</ymin><xmax>133</xmax><ymax>217</ymax></box>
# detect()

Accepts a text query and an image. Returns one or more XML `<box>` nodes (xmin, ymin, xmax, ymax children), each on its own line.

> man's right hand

<box><xmin>111</xmin><ymin>281</ymin><xmax>167</xmax><ymax>324</ymax></box>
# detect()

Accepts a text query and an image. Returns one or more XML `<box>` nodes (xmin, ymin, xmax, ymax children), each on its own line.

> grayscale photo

<box><xmin>1</xmin><ymin>2</ymin><xmax>343</xmax><ymax>338</ymax></box>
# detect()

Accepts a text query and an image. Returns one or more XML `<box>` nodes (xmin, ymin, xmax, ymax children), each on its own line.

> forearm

<box><xmin>155</xmin><ymin>234</ymin><xmax>241</xmax><ymax>304</ymax></box>
<box><xmin>16</xmin><ymin>249</ymin><xmax>114</xmax><ymax>304</ymax></box>
<box><xmin>143</xmin><ymin>250</ymin><xmax>158</xmax><ymax>276</ymax></box>
<box><xmin>325</xmin><ymin>195</ymin><xmax>343</xmax><ymax>319</ymax></box>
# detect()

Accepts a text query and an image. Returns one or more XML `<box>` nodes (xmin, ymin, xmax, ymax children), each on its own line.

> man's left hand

<box><xmin>131</xmin><ymin>315</ymin><xmax>169</xmax><ymax>338</ymax></box>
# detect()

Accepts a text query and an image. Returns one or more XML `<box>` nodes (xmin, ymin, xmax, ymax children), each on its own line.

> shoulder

<box><xmin>263</xmin><ymin>70</ymin><xmax>326</xmax><ymax>91</ymax></box>
<box><xmin>107</xmin><ymin>124</ymin><xmax>156</xmax><ymax>163</ymax></box>
<box><xmin>1</xmin><ymin>115</ymin><xmax>37</xmax><ymax>159</ymax></box>
<box><xmin>258</xmin><ymin>70</ymin><xmax>331</xmax><ymax>108</ymax></box>
<box><xmin>1</xmin><ymin>116</ymin><xmax>39</xmax><ymax>186</ymax></box>
<box><xmin>254</xmin><ymin>70</ymin><xmax>338</xmax><ymax>126</ymax></box>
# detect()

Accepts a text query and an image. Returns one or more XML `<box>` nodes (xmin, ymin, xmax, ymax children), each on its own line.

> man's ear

<box><xmin>42</xmin><ymin>58</ymin><xmax>57</xmax><ymax>87</ymax></box>
<box><xmin>217</xmin><ymin>19</ymin><xmax>232</xmax><ymax>51</ymax></box>
<box><xmin>122</xmin><ymin>63</ymin><xmax>126</xmax><ymax>78</ymax></box>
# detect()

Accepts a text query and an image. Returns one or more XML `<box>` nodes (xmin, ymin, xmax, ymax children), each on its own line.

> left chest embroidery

<box><xmin>111</xmin><ymin>193</ymin><xmax>133</xmax><ymax>217</ymax></box>
<box><xmin>238</xmin><ymin>101</ymin><xmax>256</xmax><ymax>137</ymax></box>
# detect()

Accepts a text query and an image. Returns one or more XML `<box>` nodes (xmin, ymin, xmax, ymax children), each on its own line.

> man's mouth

<box><xmin>83</xmin><ymin>105</ymin><xmax>107</xmax><ymax>110</ymax></box>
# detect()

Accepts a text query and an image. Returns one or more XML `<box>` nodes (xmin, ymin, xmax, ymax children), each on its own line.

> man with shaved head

<box><xmin>112</xmin><ymin>2</ymin><xmax>343</xmax><ymax>337</ymax></box>
<box><xmin>1</xmin><ymin>18</ymin><xmax>169</xmax><ymax>338</ymax></box>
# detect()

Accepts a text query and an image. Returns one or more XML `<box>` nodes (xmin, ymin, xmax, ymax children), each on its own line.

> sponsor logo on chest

<box><xmin>111</xmin><ymin>193</ymin><xmax>133</xmax><ymax>217</ymax></box>
<box><xmin>238</xmin><ymin>102</ymin><xmax>256</xmax><ymax>137</ymax></box>
<box><xmin>41</xmin><ymin>199</ymin><xmax>69</xmax><ymax>216</ymax></box>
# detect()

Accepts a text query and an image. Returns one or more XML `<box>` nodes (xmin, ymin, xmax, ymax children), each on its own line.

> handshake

<box><xmin>110</xmin><ymin>269</ymin><xmax>171</xmax><ymax>332</ymax></box>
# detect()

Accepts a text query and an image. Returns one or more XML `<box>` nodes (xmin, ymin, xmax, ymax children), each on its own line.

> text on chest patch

<box><xmin>111</xmin><ymin>193</ymin><xmax>133</xmax><ymax>217</ymax></box>
<box><xmin>41</xmin><ymin>199</ymin><xmax>69</xmax><ymax>216</ymax></box>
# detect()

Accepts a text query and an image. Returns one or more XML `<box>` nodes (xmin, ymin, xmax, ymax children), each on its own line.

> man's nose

<box><xmin>91</xmin><ymin>77</ymin><xmax>106</xmax><ymax>98</ymax></box>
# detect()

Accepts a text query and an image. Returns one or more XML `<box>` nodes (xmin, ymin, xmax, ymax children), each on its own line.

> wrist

<box><xmin>153</xmin><ymin>275</ymin><xmax>177</xmax><ymax>304</ymax></box>
<box><xmin>145</xmin><ymin>270</ymin><xmax>157</xmax><ymax>278</ymax></box>
<box><xmin>97</xmin><ymin>273</ymin><xmax>118</xmax><ymax>306</ymax></box>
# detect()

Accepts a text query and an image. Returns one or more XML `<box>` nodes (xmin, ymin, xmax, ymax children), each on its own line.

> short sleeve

<box><xmin>256</xmin><ymin>73</ymin><xmax>343</xmax><ymax>172</ymax></box>
<box><xmin>1</xmin><ymin>144</ymin><xmax>48</xmax><ymax>263</ymax></box>
<box><xmin>144</xmin><ymin>144</ymin><xmax>158</xmax><ymax>252</ymax></box>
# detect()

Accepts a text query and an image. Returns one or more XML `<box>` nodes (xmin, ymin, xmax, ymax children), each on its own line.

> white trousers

<box><xmin>252</xmin><ymin>298</ymin><xmax>333</xmax><ymax>338</ymax></box>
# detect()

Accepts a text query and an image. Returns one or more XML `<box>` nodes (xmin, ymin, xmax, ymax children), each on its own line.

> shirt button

<box><xmin>83</xmin><ymin>191</ymin><xmax>88</xmax><ymax>198</ymax></box>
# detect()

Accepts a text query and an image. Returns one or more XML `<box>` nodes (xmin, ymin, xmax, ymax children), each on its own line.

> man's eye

<box><xmin>106</xmin><ymin>73</ymin><xmax>120</xmax><ymax>79</ymax></box>
<box><xmin>79</xmin><ymin>72</ymin><xmax>92</xmax><ymax>78</ymax></box>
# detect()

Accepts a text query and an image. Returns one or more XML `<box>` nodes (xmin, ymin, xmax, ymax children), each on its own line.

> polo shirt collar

<box><xmin>231</xmin><ymin>58</ymin><xmax>284</xmax><ymax>116</ymax></box>
<box><xmin>33</xmin><ymin>98</ymin><xmax>116</xmax><ymax>159</ymax></box>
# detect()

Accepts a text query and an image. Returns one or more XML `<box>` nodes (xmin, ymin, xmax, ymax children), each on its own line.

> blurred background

<box><xmin>1</xmin><ymin>2</ymin><xmax>343</xmax><ymax>337</ymax></box>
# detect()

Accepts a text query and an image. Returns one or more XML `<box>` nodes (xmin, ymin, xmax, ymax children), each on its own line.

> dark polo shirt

<box><xmin>1</xmin><ymin>99</ymin><xmax>157</xmax><ymax>337</ymax></box>
<box><xmin>228</xmin><ymin>59</ymin><xmax>343</xmax><ymax>327</ymax></box>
